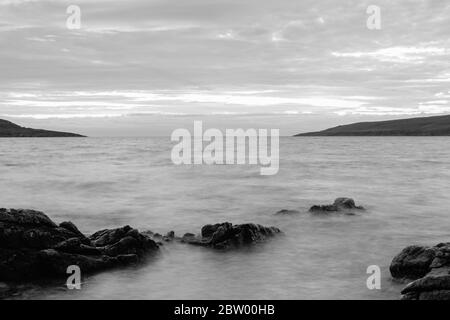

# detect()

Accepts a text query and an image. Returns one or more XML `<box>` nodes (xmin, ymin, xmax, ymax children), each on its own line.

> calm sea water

<box><xmin>1</xmin><ymin>137</ymin><xmax>450</xmax><ymax>300</ymax></box>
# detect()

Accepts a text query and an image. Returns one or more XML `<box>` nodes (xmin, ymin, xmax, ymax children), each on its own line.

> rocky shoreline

<box><xmin>2</xmin><ymin>198</ymin><xmax>449</xmax><ymax>300</ymax></box>
<box><xmin>0</xmin><ymin>209</ymin><xmax>159</xmax><ymax>283</ymax></box>
<box><xmin>0</xmin><ymin>208</ymin><xmax>282</xmax><ymax>299</ymax></box>
<box><xmin>390</xmin><ymin>243</ymin><xmax>450</xmax><ymax>300</ymax></box>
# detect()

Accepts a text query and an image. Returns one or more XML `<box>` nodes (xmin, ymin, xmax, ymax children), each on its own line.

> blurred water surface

<box><xmin>1</xmin><ymin>137</ymin><xmax>449</xmax><ymax>299</ymax></box>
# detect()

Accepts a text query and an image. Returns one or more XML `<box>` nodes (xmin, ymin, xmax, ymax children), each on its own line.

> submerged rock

<box><xmin>390</xmin><ymin>242</ymin><xmax>450</xmax><ymax>300</ymax></box>
<box><xmin>274</xmin><ymin>209</ymin><xmax>301</xmax><ymax>215</ymax></box>
<box><xmin>309</xmin><ymin>197</ymin><xmax>364</xmax><ymax>213</ymax></box>
<box><xmin>143</xmin><ymin>230</ymin><xmax>175</xmax><ymax>243</ymax></box>
<box><xmin>0</xmin><ymin>208</ymin><xmax>159</xmax><ymax>283</ymax></box>
<box><xmin>181</xmin><ymin>222</ymin><xmax>281</xmax><ymax>249</ymax></box>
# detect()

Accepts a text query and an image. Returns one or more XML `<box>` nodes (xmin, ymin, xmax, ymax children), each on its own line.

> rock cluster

<box><xmin>309</xmin><ymin>197</ymin><xmax>364</xmax><ymax>213</ymax></box>
<box><xmin>180</xmin><ymin>222</ymin><xmax>281</xmax><ymax>249</ymax></box>
<box><xmin>0</xmin><ymin>208</ymin><xmax>159</xmax><ymax>281</ymax></box>
<box><xmin>0</xmin><ymin>208</ymin><xmax>283</xmax><ymax>299</ymax></box>
<box><xmin>390</xmin><ymin>243</ymin><xmax>450</xmax><ymax>300</ymax></box>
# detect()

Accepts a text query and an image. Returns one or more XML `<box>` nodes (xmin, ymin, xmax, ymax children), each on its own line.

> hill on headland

<box><xmin>295</xmin><ymin>115</ymin><xmax>450</xmax><ymax>136</ymax></box>
<box><xmin>0</xmin><ymin>119</ymin><xmax>85</xmax><ymax>137</ymax></box>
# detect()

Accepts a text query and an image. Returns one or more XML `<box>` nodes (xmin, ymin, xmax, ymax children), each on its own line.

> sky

<box><xmin>0</xmin><ymin>0</ymin><xmax>449</xmax><ymax>136</ymax></box>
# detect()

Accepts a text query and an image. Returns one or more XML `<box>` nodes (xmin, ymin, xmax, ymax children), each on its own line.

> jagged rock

<box><xmin>59</xmin><ymin>221</ymin><xmax>91</xmax><ymax>244</ymax></box>
<box><xmin>201</xmin><ymin>224</ymin><xmax>220</xmax><ymax>238</ymax></box>
<box><xmin>391</xmin><ymin>243</ymin><xmax>450</xmax><ymax>300</ymax></box>
<box><xmin>0</xmin><ymin>208</ymin><xmax>57</xmax><ymax>228</ymax></box>
<box><xmin>53</xmin><ymin>238</ymin><xmax>101</xmax><ymax>256</ymax></box>
<box><xmin>400</xmin><ymin>291</ymin><xmax>419</xmax><ymax>300</ymax></box>
<box><xmin>390</xmin><ymin>245</ymin><xmax>436</xmax><ymax>279</ymax></box>
<box><xmin>0</xmin><ymin>209</ymin><xmax>87</xmax><ymax>250</ymax></box>
<box><xmin>401</xmin><ymin>274</ymin><xmax>450</xmax><ymax>295</ymax></box>
<box><xmin>89</xmin><ymin>226</ymin><xmax>157</xmax><ymax>256</ymax></box>
<box><xmin>141</xmin><ymin>230</ymin><xmax>174</xmax><ymax>242</ymax></box>
<box><xmin>0</xmin><ymin>209</ymin><xmax>159</xmax><ymax>286</ymax></box>
<box><xmin>417</xmin><ymin>290</ymin><xmax>450</xmax><ymax>300</ymax></box>
<box><xmin>35</xmin><ymin>249</ymin><xmax>139</xmax><ymax>276</ymax></box>
<box><xmin>90</xmin><ymin>226</ymin><xmax>134</xmax><ymax>246</ymax></box>
<box><xmin>309</xmin><ymin>198</ymin><xmax>364</xmax><ymax>213</ymax></box>
<box><xmin>183</xmin><ymin>222</ymin><xmax>281</xmax><ymax>249</ymax></box>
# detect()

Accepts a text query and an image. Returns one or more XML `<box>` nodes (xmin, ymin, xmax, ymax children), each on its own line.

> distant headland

<box><xmin>0</xmin><ymin>119</ymin><xmax>85</xmax><ymax>137</ymax></box>
<box><xmin>295</xmin><ymin>114</ymin><xmax>450</xmax><ymax>136</ymax></box>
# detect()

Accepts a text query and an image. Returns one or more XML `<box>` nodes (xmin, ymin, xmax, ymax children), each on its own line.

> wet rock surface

<box><xmin>179</xmin><ymin>222</ymin><xmax>282</xmax><ymax>249</ymax></box>
<box><xmin>309</xmin><ymin>197</ymin><xmax>364</xmax><ymax>213</ymax></box>
<box><xmin>0</xmin><ymin>208</ymin><xmax>159</xmax><ymax>284</ymax></box>
<box><xmin>390</xmin><ymin>242</ymin><xmax>450</xmax><ymax>300</ymax></box>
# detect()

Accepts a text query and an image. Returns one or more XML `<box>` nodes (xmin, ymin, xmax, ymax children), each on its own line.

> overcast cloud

<box><xmin>0</xmin><ymin>0</ymin><xmax>449</xmax><ymax>135</ymax></box>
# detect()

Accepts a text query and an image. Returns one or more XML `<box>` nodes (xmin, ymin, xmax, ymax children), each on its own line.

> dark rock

<box><xmin>90</xmin><ymin>225</ymin><xmax>133</xmax><ymax>247</ymax></box>
<box><xmin>59</xmin><ymin>221</ymin><xmax>91</xmax><ymax>245</ymax></box>
<box><xmin>418</xmin><ymin>290</ymin><xmax>450</xmax><ymax>300</ymax></box>
<box><xmin>183</xmin><ymin>222</ymin><xmax>281</xmax><ymax>249</ymax></box>
<box><xmin>36</xmin><ymin>249</ymin><xmax>119</xmax><ymax>276</ymax></box>
<box><xmin>401</xmin><ymin>274</ymin><xmax>450</xmax><ymax>295</ymax></box>
<box><xmin>391</xmin><ymin>243</ymin><xmax>450</xmax><ymax>300</ymax></box>
<box><xmin>180</xmin><ymin>233</ymin><xmax>197</xmax><ymax>243</ymax></box>
<box><xmin>89</xmin><ymin>226</ymin><xmax>157</xmax><ymax>256</ymax></box>
<box><xmin>334</xmin><ymin>198</ymin><xmax>361</xmax><ymax>209</ymax></box>
<box><xmin>0</xmin><ymin>208</ymin><xmax>159</xmax><ymax>288</ymax></box>
<box><xmin>103</xmin><ymin>233</ymin><xmax>158</xmax><ymax>256</ymax></box>
<box><xmin>309</xmin><ymin>198</ymin><xmax>364</xmax><ymax>213</ymax></box>
<box><xmin>53</xmin><ymin>238</ymin><xmax>101</xmax><ymax>256</ymax></box>
<box><xmin>183</xmin><ymin>233</ymin><xmax>195</xmax><ymax>238</ymax></box>
<box><xmin>0</xmin><ymin>248</ymin><xmax>45</xmax><ymax>280</ymax></box>
<box><xmin>390</xmin><ymin>245</ymin><xmax>436</xmax><ymax>279</ymax></box>
<box><xmin>0</xmin><ymin>210</ymin><xmax>87</xmax><ymax>250</ymax></box>
<box><xmin>162</xmin><ymin>231</ymin><xmax>175</xmax><ymax>242</ymax></box>
<box><xmin>0</xmin><ymin>208</ymin><xmax>57</xmax><ymax>228</ymax></box>
<box><xmin>275</xmin><ymin>209</ymin><xmax>301</xmax><ymax>215</ymax></box>
<box><xmin>201</xmin><ymin>224</ymin><xmax>222</xmax><ymax>238</ymax></box>
<box><xmin>400</xmin><ymin>291</ymin><xmax>419</xmax><ymax>300</ymax></box>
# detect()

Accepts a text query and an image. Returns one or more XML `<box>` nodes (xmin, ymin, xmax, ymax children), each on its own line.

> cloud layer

<box><xmin>0</xmin><ymin>0</ymin><xmax>449</xmax><ymax>134</ymax></box>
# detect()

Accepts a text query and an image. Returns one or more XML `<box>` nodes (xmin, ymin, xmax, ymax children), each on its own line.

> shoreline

<box><xmin>3</xmin><ymin>198</ymin><xmax>444</xmax><ymax>300</ymax></box>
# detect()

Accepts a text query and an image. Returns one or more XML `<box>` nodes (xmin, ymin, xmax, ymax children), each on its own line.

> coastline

<box><xmin>2</xmin><ymin>198</ymin><xmax>445</xmax><ymax>300</ymax></box>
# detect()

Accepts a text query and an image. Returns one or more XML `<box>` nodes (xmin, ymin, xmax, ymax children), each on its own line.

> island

<box><xmin>0</xmin><ymin>119</ymin><xmax>85</xmax><ymax>137</ymax></box>
<box><xmin>294</xmin><ymin>114</ymin><xmax>450</xmax><ymax>136</ymax></box>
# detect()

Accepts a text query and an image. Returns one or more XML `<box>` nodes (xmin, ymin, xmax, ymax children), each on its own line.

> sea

<box><xmin>1</xmin><ymin>137</ymin><xmax>449</xmax><ymax>299</ymax></box>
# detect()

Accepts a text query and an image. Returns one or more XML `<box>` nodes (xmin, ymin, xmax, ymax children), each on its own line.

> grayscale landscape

<box><xmin>1</xmin><ymin>0</ymin><xmax>449</xmax><ymax>301</ymax></box>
